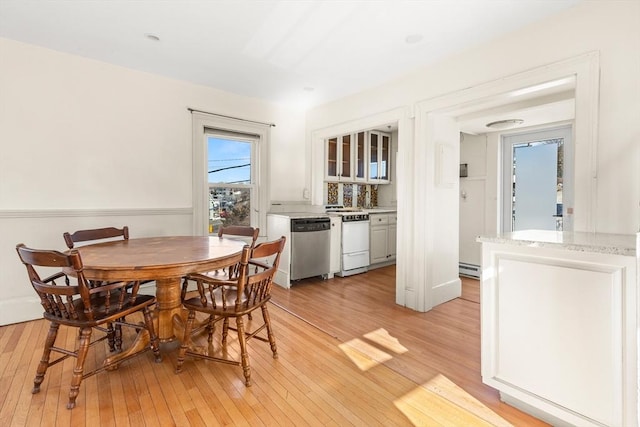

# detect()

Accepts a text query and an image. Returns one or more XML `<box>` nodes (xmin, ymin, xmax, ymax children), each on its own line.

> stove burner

<box><xmin>341</xmin><ymin>213</ymin><xmax>369</xmax><ymax>222</ymax></box>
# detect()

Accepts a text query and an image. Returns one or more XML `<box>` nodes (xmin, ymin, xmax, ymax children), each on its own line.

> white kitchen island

<box><xmin>478</xmin><ymin>230</ymin><xmax>638</xmax><ymax>427</ymax></box>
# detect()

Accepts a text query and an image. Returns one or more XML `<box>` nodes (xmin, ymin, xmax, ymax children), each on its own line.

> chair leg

<box><xmin>206</xmin><ymin>315</ymin><xmax>215</xmax><ymax>344</ymax></box>
<box><xmin>32</xmin><ymin>322</ymin><xmax>60</xmax><ymax>394</ymax></box>
<box><xmin>176</xmin><ymin>310</ymin><xmax>196</xmax><ymax>373</ymax></box>
<box><xmin>106</xmin><ymin>322</ymin><xmax>116</xmax><ymax>352</ymax></box>
<box><xmin>261</xmin><ymin>305</ymin><xmax>278</xmax><ymax>359</ymax></box>
<box><xmin>104</xmin><ymin>320</ymin><xmax>124</xmax><ymax>352</ymax></box>
<box><xmin>114</xmin><ymin>321</ymin><xmax>123</xmax><ymax>351</ymax></box>
<box><xmin>235</xmin><ymin>316</ymin><xmax>251</xmax><ymax>386</ymax></box>
<box><xmin>222</xmin><ymin>318</ymin><xmax>230</xmax><ymax>345</ymax></box>
<box><xmin>67</xmin><ymin>327</ymin><xmax>92</xmax><ymax>409</ymax></box>
<box><xmin>143</xmin><ymin>307</ymin><xmax>161</xmax><ymax>363</ymax></box>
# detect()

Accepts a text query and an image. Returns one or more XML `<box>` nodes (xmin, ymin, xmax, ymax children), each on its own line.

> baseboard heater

<box><xmin>459</xmin><ymin>262</ymin><xmax>481</xmax><ymax>279</ymax></box>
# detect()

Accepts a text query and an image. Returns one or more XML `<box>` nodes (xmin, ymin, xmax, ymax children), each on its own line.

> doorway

<box><xmin>410</xmin><ymin>52</ymin><xmax>598</xmax><ymax>311</ymax></box>
<box><xmin>501</xmin><ymin>125</ymin><xmax>573</xmax><ymax>232</ymax></box>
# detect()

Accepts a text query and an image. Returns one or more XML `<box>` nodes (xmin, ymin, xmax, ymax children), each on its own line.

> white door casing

<box><xmin>310</xmin><ymin>52</ymin><xmax>598</xmax><ymax>313</ymax></box>
<box><xmin>410</xmin><ymin>52</ymin><xmax>598</xmax><ymax>312</ymax></box>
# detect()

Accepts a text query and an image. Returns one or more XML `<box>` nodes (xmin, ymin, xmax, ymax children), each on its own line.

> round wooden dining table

<box><xmin>70</xmin><ymin>236</ymin><xmax>247</xmax><ymax>361</ymax></box>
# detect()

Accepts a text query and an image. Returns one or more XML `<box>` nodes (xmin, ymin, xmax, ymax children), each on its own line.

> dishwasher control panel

<box><xmin>291</xmin><ymin>218</ymin><xmax>330</xmax><ymax>232</ymax></box>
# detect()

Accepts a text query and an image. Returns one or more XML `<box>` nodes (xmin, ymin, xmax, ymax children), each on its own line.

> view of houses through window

<box><xmin>207</xmin><ymin>135</ymin><xmax>255</xmax><ymax>234</ymax></box>
<box><xmin>502</xmin><ymin>125</ymin><xmax>571</xmax><ymax>233</ymax></box>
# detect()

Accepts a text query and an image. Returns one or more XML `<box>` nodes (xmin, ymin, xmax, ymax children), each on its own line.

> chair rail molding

<box><xmin>0</xmin><ymin>207</ymin><xmax>192</xmax><ymax>218</ymax></box>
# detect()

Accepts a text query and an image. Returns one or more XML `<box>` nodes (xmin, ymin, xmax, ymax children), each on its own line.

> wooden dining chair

<box><xmin>218</xmin><ymin>225</ymin><xmax>260</xmax><ymax>247</ymax></box>
<box><xmin>183</xmin><ymin>225</ymin><xmax>259</xmax><ymax>282</ymax></box>
<box><xmin>175</xmin><ymin>236</ymin><xmax>286</xmax><ymax>387</ymax></box>
<box><xmin>64</xmin><ymin>225</ymin><xmax>152</xmax><ymax>350</ymax></box>
<box><xmin>63</xmin><ymin>225</ymin><xmax>130</xmax><ymax>250</ymax></box>
<box><xmin>182</xmin><ymin>225</ymin><xmax>260</xmax><ymax>318</ymax></box>
<box><xmin>16</xmin><ymin>244</ymin><xmax>161</xmax><ymax>409</ymax></box>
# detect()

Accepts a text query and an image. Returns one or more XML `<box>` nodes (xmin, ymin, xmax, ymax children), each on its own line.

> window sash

<box><xmin>191</xmin><ymin>111</ymin><xmax>270</xmax><ymax>236</ymax></box>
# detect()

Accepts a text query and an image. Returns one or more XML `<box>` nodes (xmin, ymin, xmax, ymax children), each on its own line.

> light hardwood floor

<box><xmin>0</xmin><ymin>266</ymin><xmax>547</xmax><ymax>426</ymax></box>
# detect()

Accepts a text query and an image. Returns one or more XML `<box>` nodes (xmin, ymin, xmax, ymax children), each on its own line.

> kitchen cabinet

<box><xmin>388</xmin><ymin>214</ymin><xmax>397</xmax><ymax>258</ymax></box>
<box><xmin>326</xmin><ymin>134</ymin><xmax>353</xmax><ymax>181</ymax></box>
<box><xmin>329</xmin><ymin>215</ymin><xmax>342</xmax><ymax>277</ymax></box>
<box><xmin>354</xmin><ymin>131</ymin><xmax>367</xmax><ymax>181</ymax></box>
<box><xmin>325</xmin><ymin>130</ymin><xmax>392</xmax><ymax>184</ymax></box>
<box><xmin>368</xmin><ymin>131</ymin><xmax>390</xmax><ymax>184</ymax></box>
<box><xmin>478</xmin><ymin>231</ymin><xmax>638</xmax><ymax>427</ymax></box>
<box><xmin>369</xmin><ymin>213</ymin><xmax>396</xmax><ymax>265</ymax></box>
<box><xmin>266</xmin><ymin>213</ymin><xmax>293</xmax><ymax>288</ymax></box>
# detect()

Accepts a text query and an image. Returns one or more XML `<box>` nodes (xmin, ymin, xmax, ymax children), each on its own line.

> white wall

<box><xmin>307</xmin><ymin>0</ymin><xmax>639</xmax><ymax>234</ymax></box>
<box><xmin>459</xmin><ymin>133</ymin><xmax>487</xmax><ymax>266</ymax></box>
<box><xmin>306</xmin><ymin>0</ymin><xmax>640</xmax><ymax>311</ymax></box>
<box><xmin>0</xmin><ymin>38</ymin><xmax>306</xmax><ymax>325</ymax></box>
<box><xmin>2</xmin><ymin>1</ymin><xmax>638</xmax><ymax>322</ymax></box>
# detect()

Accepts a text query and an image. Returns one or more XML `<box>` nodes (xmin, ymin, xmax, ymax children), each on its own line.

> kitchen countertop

<box><xmin>477</xmin><ymin>229</ymin><xmax>636</xmax><ymax>257</ymax></box>
<box><xmin>268</xmin><ymin>208</ymin><xmax>397</xmax><ymax>217</ymax></box>
<box><xmin>267</xmin><ymin>212</ymin><xmax>329</xmax><ymax>219</ymax></box>
<box><xmin>363</xmin><ymin>208</ymin><xmax>397</xmax><ymax>214</ymax></box>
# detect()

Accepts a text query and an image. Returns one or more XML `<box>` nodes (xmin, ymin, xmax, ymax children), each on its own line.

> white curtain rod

<box><xmin>187</xmin><ymin>108</ymin><xmax>276</xmax><ymax>127</ymax></box>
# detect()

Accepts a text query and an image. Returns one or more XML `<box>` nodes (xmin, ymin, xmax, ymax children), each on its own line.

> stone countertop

<box><xmin>267</xmin><ymin>212</ymin><xmax>329</xmax><ymax>219</ymax></box>
<box><xmin>363</xmin><ymin>208</ymin><xmax>397</xmax><ymax>214</ymax></box>
<box><xmin>477</xmin><ymin>230</ymin><xmax>637</xmax><ymax>257</ymax></box>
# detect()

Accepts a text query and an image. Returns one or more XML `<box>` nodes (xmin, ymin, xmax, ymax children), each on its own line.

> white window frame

<box><xmin>501</xmin><ymin>124</ymin><xmax>573</xmax><ymax>233</ymax></box>
<box><xmin>192</xmin><ymin>112</ymin><xmax>270</xmax><ymax>236</ymax></box>
<box><xmin>206</xmin><ymin>132</ymin><xmax>258</xmax><ymax>231</ymax></box>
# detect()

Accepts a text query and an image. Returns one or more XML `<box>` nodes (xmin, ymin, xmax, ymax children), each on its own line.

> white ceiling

<box><xmin>457</xmin><ymin>77</ymin><xmax>577</xmax><ymax>134</ymax></box>
<box><xmin>0</xmin><ymin>0</ymin><xmax>582</xmax><ymax>109</ymax></box>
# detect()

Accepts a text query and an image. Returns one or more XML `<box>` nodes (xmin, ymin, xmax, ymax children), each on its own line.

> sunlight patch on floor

<box><xmin>336</xmin><ymin>330</ymin><xmax>511</xmax><ymax>425</ymax></box>
<box><xmin>339</xmin><ymin>328</ymin><xmax>409</xmax><ymax>371</ymax></box>
<box><xmin>364</xmin><ymin>328</ymin><xmax>409</xmax><ymax>354</ymax></box>
<box><xmin>394</xmin><ymin>374</ymin><xmax>513</xmax><ymax>427</ymax></box>
<box><xmin>338</xmin><ymin>338</ymin><xmax>392</xmax><ymax>370</ymax></box>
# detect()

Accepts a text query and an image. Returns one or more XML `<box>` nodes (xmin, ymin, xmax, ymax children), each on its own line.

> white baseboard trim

<box><xmin>369</xmin><ymin>260</ymin><xmax>396</xmax><ymax>270</ymax></box>
<box><xmin>0</xmin><ymin>296</ymin><xmax>43</xmax><ymax>325</ymax></box>
<box><xmin>1</xmin><ymin>283</ymin><xmax>159</xmax><ymax>327</ymax></box>
<box><xmin>273</xmin><ymin>269</ymin><xmax>291</xmax><ymax>289</ymax></box>
<box><xmin>432</xmin><ymin>278</ymin><xmax>462</xmax><ymax>307</ymax></box>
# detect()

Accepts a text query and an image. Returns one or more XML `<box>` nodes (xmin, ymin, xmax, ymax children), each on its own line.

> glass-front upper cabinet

<box><xmin>368</xmin><ymin>131</ymin><xmax>390</xmax><ymax>184</ymax></box>
<box><xmin>355</xmin><ymin>131</ymin><xmax>366</xmax><ymax>181</ymax></box>
<box><xmin>380</xmin><ymin>133</ymin><xmax>390</xmax><ymax>181</ymax></box>
<box><xmin>325</xmin><ymin>134</ymin><xmax>353</xmax><ymax>181</ymax></box>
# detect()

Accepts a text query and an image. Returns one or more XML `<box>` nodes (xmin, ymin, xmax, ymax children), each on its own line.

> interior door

<box><xmin>501</xmin><ymin>125</ymin><xmax>572</xmax><ymax>232</ymax></box>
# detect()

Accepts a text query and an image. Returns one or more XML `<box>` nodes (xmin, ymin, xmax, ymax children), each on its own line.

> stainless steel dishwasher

<box><xmin>290</xmin><ymin>217</ymin><xmax>331</xmax><ymax>280</ymax></box>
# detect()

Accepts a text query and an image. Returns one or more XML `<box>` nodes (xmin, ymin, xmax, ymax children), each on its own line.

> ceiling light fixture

<box><xmin>145</xmin><ymin>33</ymin><xmax>160</xmax><ymax>42</ymax></box>
<box><xmin>303</xmin><ymin>87</ymin><xmax>315</xmax><ymax>92</ymax></box>
<box><xmin>405</xmin><ymin>34</ymin><xmax>423</xmax><ymax>44</ymax></box>
<box><xmin>485</xmin><ymin>119</ymin><xmax>524</xmax><ymax>130</ymax></box>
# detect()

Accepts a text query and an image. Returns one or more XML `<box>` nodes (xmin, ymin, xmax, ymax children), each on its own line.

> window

<box><xmin>191</xmin><ymin>112</ymin><xmax>270</xmax><ymax>236</ymax></box>
<box><xmin>207</xmin><ymin>135</ymin><xmax>256</xmax><ymax>234</ymax></box>
<box><xmin>501</xmin><ymin>125</ymin><xmax>573</xmax><ymax>232</ymax></box>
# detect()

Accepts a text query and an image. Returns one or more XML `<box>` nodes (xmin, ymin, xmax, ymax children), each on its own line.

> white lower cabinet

<box><xmin>479</xmin><ymin>234</ymin><xmax>638</xmax><ymax>427</ymax></box>
<box><xmin>329</xmin><ymin>215</ymin><xmax>341</xmax><ymax>277</ymax></box>
<box><xmin>388</xmin><ymin>220</ymin><xmax>397</xmax><ymax>259</ymax></box>
<box><xmin>369</xmin><ymin>213</ymin><xmax>396</xmax><ymax>266</ymax></box>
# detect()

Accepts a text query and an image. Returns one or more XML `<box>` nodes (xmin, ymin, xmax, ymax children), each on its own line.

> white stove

<box><xmin>326</xmin><ymin>205</ymin><xmax>369</xmax><ymax>221</ymax></box>
<box><xmin>326</xmin><ymin>206</ymin><xmax>370</xmax><ymax>276</ymax></box>
<box><xmin>329</xmin><ymin>211</ymin><xmax>370</xmax><ymax>222</ymax></box>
